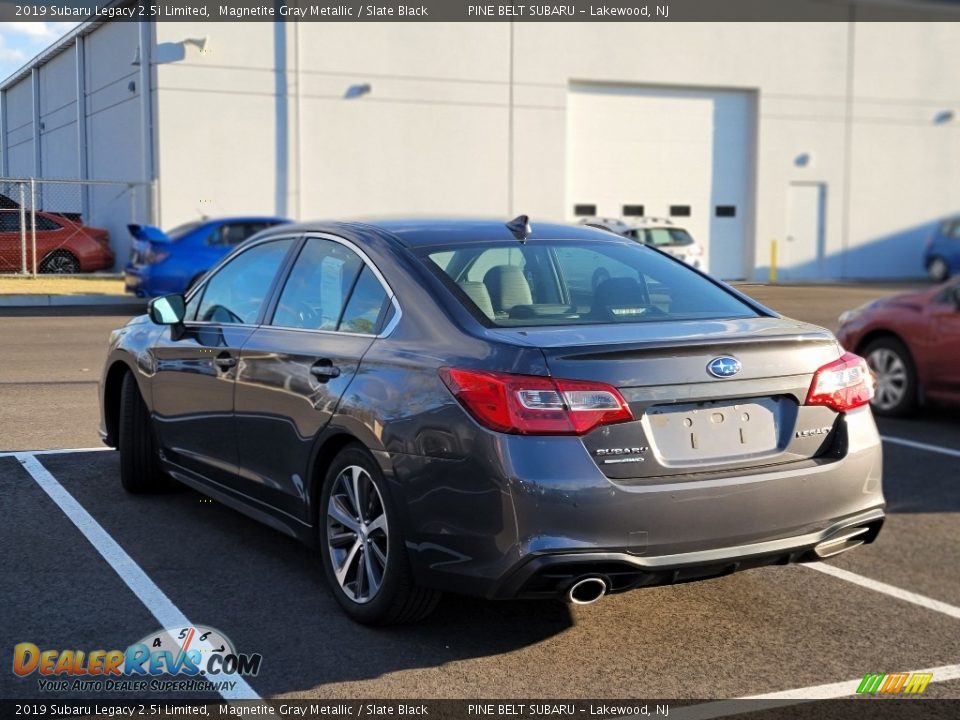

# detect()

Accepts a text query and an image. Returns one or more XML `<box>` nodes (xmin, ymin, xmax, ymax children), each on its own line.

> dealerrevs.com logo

<box><xmin>13</xmin><ymin>626</ymin><xmax>262</xmax><ymax>693</ymax></box>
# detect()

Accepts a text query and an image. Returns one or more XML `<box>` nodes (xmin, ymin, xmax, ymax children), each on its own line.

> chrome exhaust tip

<box><xmin>814</xmin><ymin>526</ymin><xmax>871</xmax><ymax>559</ymax></box>
<box><xmin>566</xmin><ymin>576</ymin><xmax>608</xmax><ymax>605</ymax></box>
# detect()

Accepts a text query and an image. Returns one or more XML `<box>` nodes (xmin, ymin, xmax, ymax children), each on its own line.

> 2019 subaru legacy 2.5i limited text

<box><xmin>99</xmin><ymin>217</ymin><xmax>884</xmax><ymax>624</ymax></box>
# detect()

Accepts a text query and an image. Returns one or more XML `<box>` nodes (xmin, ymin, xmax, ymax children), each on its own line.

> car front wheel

<box><xmin>863</xmin><ymin>337</ymin><xmax>918</xmax><ymax>417</ymax></box>
<box><xmin>118</xmin><ymin>372</ymin><xmax>173</xmax><ymax>492</ymax></box>
<box><xmin>320</xmin><ymin>444</ymin><xmax>440</xmax><ymax>624</ymax></box>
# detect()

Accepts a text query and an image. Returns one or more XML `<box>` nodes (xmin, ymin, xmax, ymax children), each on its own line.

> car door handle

<box><xmin>214</xmin><ymin>353</ymin><xmax>237</xmax><ymax>370</ymax></box>
<box><xmin>310</xmin><ymin>361</ymin><xmax>341</xmax><ymax>381</ymax></box>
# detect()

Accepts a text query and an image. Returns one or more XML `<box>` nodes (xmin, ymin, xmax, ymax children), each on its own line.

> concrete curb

<box><xmin>0</xmin><ymin>294</ymin><xmax>146</xmax><ymax>309</ymax></box>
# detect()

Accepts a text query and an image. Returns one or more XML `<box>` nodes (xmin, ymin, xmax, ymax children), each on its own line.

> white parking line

<box><xmin>0</xmin><ymin>446</ymin><xmax>112</xmax><ymax>458</ymax></box>
<box><xmin>804</xmin><ymin>561</ymin><xmax>960</xmax><ymax>620</ymax></box>
<box><xmin>663</xmin><ymin>562</ymin><xmax>960</xmax><ymax>719</ymax></box>
<box><xmin>14</xmin><ymin>452</ymin><xmax>262</xmax><ymax>701</ymax></box>
<box><xmin>664</xmin><ymin>663</ymin><xmax>960</xmax><ymax>720</ymax></box>
<box><xmin>882</xmin><ymin>435</ymin><xmax>960</xmax><ymax>459</ymax></box>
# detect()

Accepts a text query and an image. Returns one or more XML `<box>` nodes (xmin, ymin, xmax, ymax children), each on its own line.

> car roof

<box><xmin>580</xmin><ymin>216</ymin><xmax>681</xmax><ymax>229</ymax></box>
<box><xmin>202</xmin><ymin>216</ymin><xmax>290</xmax><ymax>224</ymax></box>
<box><xmin>262</xmin><ymin>217</ymin><xmax>630</xmax><ymax>248</ymax></box>
<box><xmin>628</xmin><ymin>217</ymin><xmax>678</xmax><ymax>228</ymax></box>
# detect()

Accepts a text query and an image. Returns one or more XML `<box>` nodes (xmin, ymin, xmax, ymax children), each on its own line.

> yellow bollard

<box><xmin>769</xmin><ymin>239</ymin><xmax>778</xmax><ymax>284</ymax></box>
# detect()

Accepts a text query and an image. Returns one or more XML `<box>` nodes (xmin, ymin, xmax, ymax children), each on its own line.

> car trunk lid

<box><xmin>492</xmin><ymin>317</ymin><xmax>845</xmax><ymax>479</ymax></box>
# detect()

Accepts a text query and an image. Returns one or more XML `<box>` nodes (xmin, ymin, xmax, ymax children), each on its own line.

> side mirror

<box><xmin>147</xmin><ymin>294</ymin><xmax>186</xmax><ymax>325</ymax></box>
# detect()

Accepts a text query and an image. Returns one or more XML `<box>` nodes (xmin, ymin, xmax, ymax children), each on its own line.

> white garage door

<box><xmin>566</xmin><ymin>83</ymin><xmax>755</xmax><ymax>280</ymax></box>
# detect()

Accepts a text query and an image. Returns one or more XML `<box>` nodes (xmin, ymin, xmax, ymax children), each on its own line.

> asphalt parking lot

<box><xmin>1</xmin><ymin>283</ymin><xmax>958</xmax><ymax>706</ymax></box>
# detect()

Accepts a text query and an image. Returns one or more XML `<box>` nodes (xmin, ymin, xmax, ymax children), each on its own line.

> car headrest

<box><xmin>458</xmin><ymin>281</ymin><xmax>495</xmax><ymax>320</ymax></box>
<box><xmin>483</xmin><ymin>265</ymin><xmax>533</xmax><ymax>312</ymax></box>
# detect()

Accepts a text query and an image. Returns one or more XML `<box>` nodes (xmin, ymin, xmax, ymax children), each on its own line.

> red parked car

<box><xmin>0</xmin><ymin>209</ymin><xmax>114</xmax><ymax>273</ymax></box>
<box><xmin>836</xmin><ymin>279</ymin><xmax>960</xmax><ymax>416</ymax></box>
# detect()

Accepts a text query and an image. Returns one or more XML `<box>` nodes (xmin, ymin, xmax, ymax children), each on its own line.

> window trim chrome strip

<box><xmin>182</xmin><ymin>231</ymin><xmax>402</xmax><ymax>339</ymax></box>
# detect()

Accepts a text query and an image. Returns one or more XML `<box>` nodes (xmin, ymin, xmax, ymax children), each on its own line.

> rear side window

<box><xmin>34</xmin><ymin>216</ymin><xmax>62</xmax><ymax>231</ymax></box>
<box><xmin>0</xmin><ymin>212</ymin><xmax>21</xmax><ymax>231</ymax></box>
<box><xmin>272</xmin><ymin>238</ymin><xmax>363</xmax><ymax>330</ymax></box>
<box><xmin>421</xmin><ymin>239</ymin><xmax>758</xmax><ymax>327</ymax></box>
<box><xmin>270</xmin><ymin>237</ymin><xmax>391</xmax><ymax>334</ymax></box>
<box><xmin>340</xmin><ymin>267</ymin><xmax>389</xmax><ymax>335</ymax></box>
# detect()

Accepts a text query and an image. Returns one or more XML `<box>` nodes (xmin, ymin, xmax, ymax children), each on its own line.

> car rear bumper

<box><xmin>124</xmin><ymin>267</ymin><xmax>171</xmax><ymax>297</ymax></box>
<box><xmin>124</xmin><ymin>268</ymin><xmax>146</xmax><ymax>296</ymax></box>
<box><xmin>397</xmin><ymin>405</ymin><xmax>884</xmax><ymax>599</ymax></box>
<box><xmin>489</xmin><ymin>507</ymin><xmax>884</xmax><ymax>599</ymax></box>
<box><xmin>125</xmin><ymin>265</ymin><xmax>193</xmax><ymax>297</ymax></box>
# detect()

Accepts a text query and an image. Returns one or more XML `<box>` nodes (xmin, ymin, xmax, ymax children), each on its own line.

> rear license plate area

<box><xmin>642</xmin><ymin>397</ymin><xmax>787</xmax><ymax>466</ymax></box>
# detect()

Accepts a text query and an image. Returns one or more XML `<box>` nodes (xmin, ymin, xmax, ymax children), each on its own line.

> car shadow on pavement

<box><xmin>37</xmin><ymin>452</ymin><xmax>575</xmax><ymax>698</ymax></box>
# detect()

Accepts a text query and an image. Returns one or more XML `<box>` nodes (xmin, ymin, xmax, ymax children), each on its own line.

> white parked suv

<box><xmin>579</xmin><ymin>217</ymin><xmax>706</xmax><ymax>270</ymax></box>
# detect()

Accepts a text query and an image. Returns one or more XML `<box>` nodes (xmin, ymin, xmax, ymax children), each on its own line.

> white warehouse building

<box><xmin>2</xmin><ymin>13</ymin><xmax>959</xmax><ymax>280</ymax></box>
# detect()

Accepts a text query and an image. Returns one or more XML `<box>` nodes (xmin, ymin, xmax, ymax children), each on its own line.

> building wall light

<box><xmin>344</xmin><ymin>83</ymin><xmax>372</xmax><ymax>99</ymax></box>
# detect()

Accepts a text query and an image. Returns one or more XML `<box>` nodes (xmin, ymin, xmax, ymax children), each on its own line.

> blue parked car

<box><xmin>924</xmin><ymin>217</ymin><xmax>960</xmax><ymax>282</ymax></box>
<box><xmin>124</xmin><ymin>216</ymin><xmax>290</xmax><ymax>297</ymax></box>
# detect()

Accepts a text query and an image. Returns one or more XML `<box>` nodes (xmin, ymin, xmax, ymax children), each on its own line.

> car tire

<box><xmin>319</xmin><ymin>443</ymin><xmax>440</xmax><ymax>625</ymax></box>
<box><xmin>862</xmin><ymin>336</ymin><xmax>918</xmax><ymax>418</ymax></box>
<box><xmin>927</xmin><ymin>256</ymin><xmax>950</xmax><ymax>283</ymax></box>
<box><xmin>39</xmin><ymin>251</ymin><xmax>80</xmax><ymax>274</ymax></box>
<box><xmin>118</xmin><ymin>372</ymin><xmax>173</xmax><ymax>493</ymax></box>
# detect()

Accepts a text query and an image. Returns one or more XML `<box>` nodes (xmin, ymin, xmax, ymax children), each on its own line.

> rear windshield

<box><xmin>420</xmin><ymin>240</ymin><xmax>759</xmax><ymax>327</ymax></box>
<box><xmin>167</xmin><ymin>221</ymin><xmax>204</xmax><ymax>241</ymax></box>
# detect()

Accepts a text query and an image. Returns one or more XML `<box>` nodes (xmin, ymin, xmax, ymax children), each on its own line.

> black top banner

<box><xmin>1</xmin><ymin>0</ymin><xmax>960</xmax><ymax>23</ymax></box>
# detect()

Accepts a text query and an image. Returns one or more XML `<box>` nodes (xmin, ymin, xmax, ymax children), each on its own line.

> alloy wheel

<box><xmin>325</xmin><ymin>465</ymin><xmax>389</xmax><ymax>604</ymax></box>
<box><xmin>867</xmin><ymin>347</ymin><xmax>907</xmax><ymax>411</ymax></box>
<box><xmin>44</xmin><ymin>254</ymin><xmax>79</xmax><ymax>274</ymax></box>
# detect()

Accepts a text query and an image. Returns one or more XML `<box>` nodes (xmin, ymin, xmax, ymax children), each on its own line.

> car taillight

<box><xmin>804</xmin><ymin>352</ymin><xmax>874</xmax><ymax>412</ymax></box>
<box><xmin>439</xmin><ymin>368</ymin><xmax>633</xmax><ymax>435</ymax></box>
<box><xmin>143</xmin><ymin>246</ymin><xmax>169</xmax><ymax>264</ymax></box>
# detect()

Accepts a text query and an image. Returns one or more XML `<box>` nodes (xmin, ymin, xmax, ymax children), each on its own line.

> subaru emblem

<box><xmin>707</xmin><ymin>356</ymin><xmax>741</xmax><ymax>378</ymax></box>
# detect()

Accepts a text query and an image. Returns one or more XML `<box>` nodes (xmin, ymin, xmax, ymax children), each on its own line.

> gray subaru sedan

<box><xmin>99</xmin><ymin>217</ymin><xmax>884</xmax><ymax>624</ymax></box>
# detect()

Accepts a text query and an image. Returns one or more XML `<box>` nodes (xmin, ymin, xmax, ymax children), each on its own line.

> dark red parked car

<box><xmin>0</xmin><ymin>208</ymin><xmax>114</xmax><ymax>273</ymax></box>
<box><xmin>836</xmin><ymin>279</ymin><xmax>960</xmax><ymax>416</ymax></box>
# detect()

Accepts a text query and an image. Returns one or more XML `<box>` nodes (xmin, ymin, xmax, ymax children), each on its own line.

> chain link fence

<box><xmin>0</xmin><ymin>178</ymin><xmax>151</xmax><ymax>276</ymax></box>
